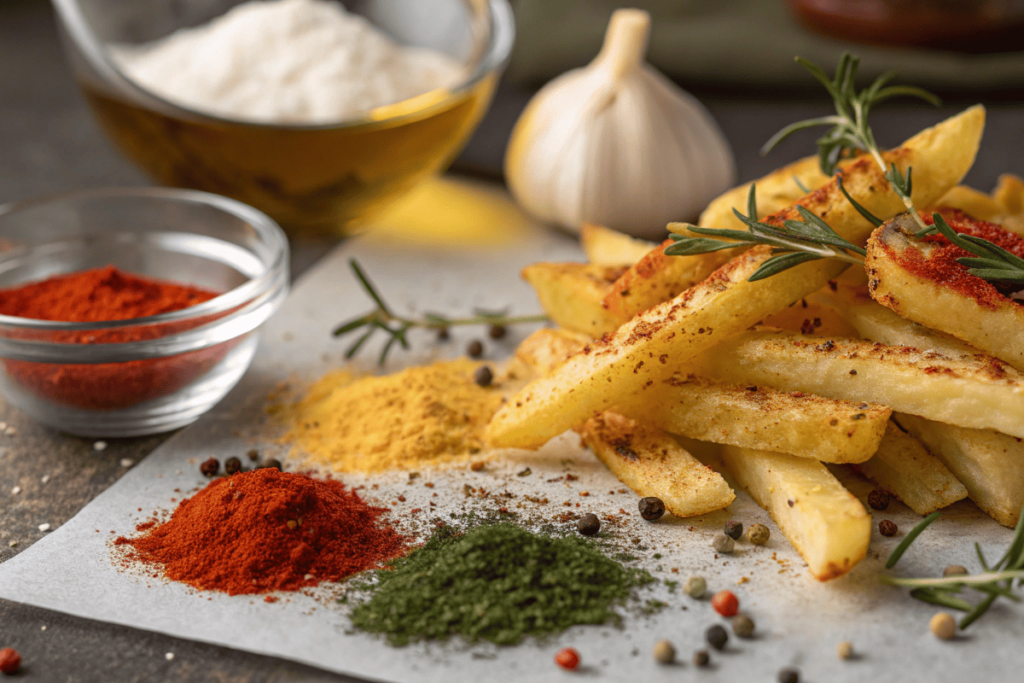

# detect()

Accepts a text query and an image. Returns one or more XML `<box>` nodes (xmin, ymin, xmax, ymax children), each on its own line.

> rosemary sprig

<box><xmin>332</xmin><ymin>259</ymin><xmax>547</xmax><ymax>364</ymax></box>
<box><xmin>880</xmin><ymin>504</ymin><xmax>1024</xmax><ymax>629</ymax></box>
<box><xmin>922</xmin><ymin>213</ymin><xmax>1024</xmax><ymax>284</ymax></box>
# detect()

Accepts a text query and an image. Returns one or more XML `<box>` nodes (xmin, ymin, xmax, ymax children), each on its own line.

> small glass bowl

<box><xmin>50</xmin><ymin>0</ymin><xmax>515</xmax><ymax>237</ymax></box>
<box><xmin>0</xmin><ymin>187</ymin><xmax>289</xmax><ymax>437</ymax></box>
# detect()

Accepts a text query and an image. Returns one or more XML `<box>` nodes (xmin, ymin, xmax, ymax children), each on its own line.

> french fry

<box><xmin>580</xmin><ymin>224</ymin><xmax>655</xmax><ymax>266</ymax></box>
<box><xmin>865</xmin><ymin>212</ymin><xmax>1024</xmax><ymax>371</ymax></box>
<box><xmin>719</xmin><ymin>444</ymin><xmax>871</xmax><ymax>581</ymax></box>
<box><xmin>992</xmin><ymin>173</ymin><xmax>1024</xmax><ymax>235</ymax></box>
<box><xmin>853</xmin><ymin>422</ymin><xmax>968</xmax><ymax>516</ymax></box>
<box><xmin>601</xmin><ymin>106</ymin><xmax>985</xmax><ymax>320</ymax></box>
<box><xmin>760</xmin><ymin>295</ymin><xmax>859</xmax><ymax>338</ymax></box>
<box><xmin>580</xmin><ymin>413</ymin><xmax>735</xmax><ymax>518</ymax></box>
<box><xmin>516</xmin><ymin>329</ymin><xmax>890</xmax><ymax>463</ymax></box>
<box><xmin>521</xmin><ymin>262</ymin><xmax>625</xmax><ymax>337</ymax></box>
<box><xmin>933</xmin><ymin>184</ymin><xmax>1005</xmax><ymax>223</ymax></box>
<box><xmin>696</xmin><ymin>328</ymin><xmax>1024</xmax><ymax>438</ymax></box>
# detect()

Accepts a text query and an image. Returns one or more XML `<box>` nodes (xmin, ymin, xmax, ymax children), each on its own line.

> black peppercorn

<box><xmin>638</xmin><ymin>497</ymin><xmax>665</xmax><ymax>521</ymax></box>
<box><xmin>261</xmin><ymin>458</ymin><xmax>283</xmax><ymax>471</ymax></box>
<box><xmin>200</xmin><ymin>458</ymin><xmax>219</xmax><ymax>477</ymax></box>
<box><xmin>724</xmin><ymin>520</ymin><xmax>743</xmax><ymax>540</ymax></box>
<box><xmin>868</xmin><ymin>489</ymin><xmax>890</xmax><ymax>511</ymax></box>
<box><xmin>879</xmin><ymin>519</ymin><xmax>898</xmax><ymax>537</ymax></box>
<box><xmin>705</xmin><ymin>624</ymin><xmax>728</xmax><ymax>651</ymax></box>
<box><xmin>488</xmin><ymin>324</ymin><xmax>507</xmax><ymax>340</ymax></box>
<box><xmin>224</xmin><ymin>456</ymin><xmax>242</xmax><ymax>475</ymax></box>
<box><xmin>246</xmin><ymin>448</ymin><xmax>259</xmax><ymax>462</ymax></box>
<box><xmin>693</xmin><ymin>650</ymin><xmax>710</xmax><ymax>667</ymax></box>
<box><xmin>778</xmin><ymin>667</ymin><xmax>800</xmax><ymax>683</ymax></box>
<box><xmin>436</xmin><ymin>326</ymin><xmax>450</xmax><ymax>341</ymax></box>
<box><xmin>467</xmin><ymin>340</ymin><xmax>484</xmax><ymax>358</ymax></box>
<box><xmin>577</xmin><ymin>513</ymin><xmax>600</xmax><ymax>537</ymax></box>
<box><xmin>473</xmin><ymin>366</ymin><xmax>494</xmax><ymax>387</ymax></box>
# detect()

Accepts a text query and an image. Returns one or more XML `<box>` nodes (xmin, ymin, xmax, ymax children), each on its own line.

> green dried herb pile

<box><xmin>347</xmin><ymin>523</ymin><xmax>653</xmax><ymax>645</ymax></box>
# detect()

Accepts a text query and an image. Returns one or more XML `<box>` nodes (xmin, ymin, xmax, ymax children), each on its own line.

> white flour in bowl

<box><xmin>109</xmin><ymin>0</ymin><xmax>466</xmax><ymax>124</ymax></box>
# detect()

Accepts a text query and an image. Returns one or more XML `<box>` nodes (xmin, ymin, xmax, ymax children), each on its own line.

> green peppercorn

<box><xmin>467</xmin><ymin>340</ymin><xmax>484</xmax><ymax>358</ymax></box>
<box><xmin>706</xmin><ymin>624</ymin><xmax>728</xmax><ymax>650</ymax></box>
<box><xmin>473</xmin><ymin>366</ymin><xmax>494</xmax><ymax>387</ymax></box>
<box><xmin>638</xmin><ymin>497</ymin><xmax>665</xmax><ymax>521</ymax></box>
<box><xmin>712</xmin><ymin>533</ymin><xmax>735</xmax><ymax>554</ymax></box>
<box><xmin>747</xmin><ymin>523</ymin><xmax>770</xmax><ymax>546</ymax></box>
<box><xmin>731</xmin><ymin>614</ymin><xmax>755</xmax><ymax>638</ymax></box>
<box><xmin>684</xmin><ymin>575</ymin><xmax>706</xmax><ymax>598</ymax></box>
<box><xmin>724</xmin><ymin>520</ymin><xmax>743</xmax><ymax>540</ymax></box>
<box><xmin>224</xmin><ymin>457</ymin><xmax>242</xmax><ymax>476</ymax></box>
<box><xmin>577</xmin><ymin>513</ymin><xmax>600</xmax><ymax>537</ymax></box>
<box><xmin>652</xmin><ymin>640</ymin><xmax>675</xmax><ymax>664</ymax></box>
<box><xmin>778</xmin><ymin>667</ymin><xmax>800</xmax><ymax>683</ymax></box>
<box><xmin>200</xmin><ymin>458</ymin><xmax>219</xmax><ymax>477</ymax></box>
<box><xmin>693</xmin><ymin>650</ymin><xmax>710</xmax><ymax>667</ymax></box>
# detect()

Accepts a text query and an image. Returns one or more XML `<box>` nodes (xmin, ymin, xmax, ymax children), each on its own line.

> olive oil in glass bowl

<box><xmin>51</xmin><ymin>0</ymin><xmax>514</xmax><ymax>237</ymax></box>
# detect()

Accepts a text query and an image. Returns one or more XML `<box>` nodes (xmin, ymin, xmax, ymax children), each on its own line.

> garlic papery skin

<box><xmin>505</xmin><ymin>9</ymin><xmax>736</xmax><ymax>240</ymax></box>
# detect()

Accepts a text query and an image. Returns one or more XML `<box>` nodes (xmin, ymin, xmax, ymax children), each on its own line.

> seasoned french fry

<box><xmin>719</xmin><ymin>444</ymin><xmax>871</xmax><ymax>581</ymax></box>
<box><xmin>895</xmin><ymin>413</ymin><xmax>1024</xmax><ymax>528</ymax></box>
<box><xmin>580</xmin><ymin>413</ymin><xmax>735</xmax><ymax>518</ymax></box>
<box><xmin>580</xmin><ymin>224</ymin><xmax>656</xmax><ymax>266</ymax></box>
<box><xmin>516</xmin><ymin>329</ymin><xmax>890</xmax><ymax>463</ymax></box>
<box><xmin>992</xmin><ymin>173</ymin><xmax>1024</xmax><ymax>235</ymax></box>
<box><xmin>865</xmin><ymin>212</ymin><xmax>1024</xmax><ymax>371</ymax></box>
<box><xmin>521</xmin><ymin>262</ymin><xmax>625</xmax><ymax>337</ymax></box>
<box><xmin>760</xmin><ymin>296</ymin><xmax>859</xmax><ymax>338</ymax></box>
<box><xmin>853</xmin><ymin>422</ymin><xmax>967</xmax><ymax>516</ymax></box>
<box><xmin>933</xmin><ymin>185</ymin><xmax>1005</xmax><ymax>222</ymax></box>
<box><xmin>695</xmin><ymin>328</ymin><xmax>1024</xmax><ymax>438</ymax></box>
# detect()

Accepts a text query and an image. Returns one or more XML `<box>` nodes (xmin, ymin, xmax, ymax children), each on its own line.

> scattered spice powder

<box><xmin>279</xmin><ymin>359</ymin><xmax>503</xmax><ymax>473</ymax></box>
<box><xmin>114</xmin><ymin>468</ymin><xmax>408</xmax><ymax>594</ymax></box>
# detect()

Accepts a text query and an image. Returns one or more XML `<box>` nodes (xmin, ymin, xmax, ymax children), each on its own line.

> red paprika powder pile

<box><xmin>0</xmin><ymin>266</ymin><xmax>228</xmax><ymax>409</ymax></box>
<box><xmin>114</xmin><ymin>468</ymin><xmax>409</xmax><ymax>595</ymax></box>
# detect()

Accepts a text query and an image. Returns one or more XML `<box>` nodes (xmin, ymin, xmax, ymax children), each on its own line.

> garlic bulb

<box><xmin>505</xmin><ymin>9</ymin><xmax>736</xmax><ymax>239</ymax></box>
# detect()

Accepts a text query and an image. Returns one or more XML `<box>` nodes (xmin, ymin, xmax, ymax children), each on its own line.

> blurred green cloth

<box><xmin>507</xmin><ymin>0</ymin><xmax>1024</xmax><ymax>94</ymax></box>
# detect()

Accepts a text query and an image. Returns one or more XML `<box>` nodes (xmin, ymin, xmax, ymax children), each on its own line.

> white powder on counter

<box><xmin>109</xmin><ymin>0</ymin><xmax>465</xmax><ymax>124</ymax></box>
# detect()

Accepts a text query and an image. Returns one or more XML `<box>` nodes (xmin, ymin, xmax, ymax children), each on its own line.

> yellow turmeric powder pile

<box><xmin>281</xmin><ymin>359</ymin><xmax>504</xmax><ymax>473</ymax></box>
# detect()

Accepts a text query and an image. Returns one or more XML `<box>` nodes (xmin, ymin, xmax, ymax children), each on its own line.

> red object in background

<box><xmin>555</xmin><ymin>647</ymin><xmax>581</xmax><ymax>670</ymax></box>
<box><xmin>711</xmin><ymin>590</ymin><xmax>740</xmax><ymax>617</ymax></box>
<box><xmin>787</xmin><ymin>0</ymin><xmax>1024</xmax><ymax>52</ymax></box>
<box><xmin>0</xmin><ymin>647</ymin><xmax>21</xmax><ymax>675</ymax></box>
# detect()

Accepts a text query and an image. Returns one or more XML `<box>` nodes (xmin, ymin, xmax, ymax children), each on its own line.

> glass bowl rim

<box><xmin>0</xmin><ymin>186</ymin><xmax>290</xmax><ymax>335</ymax></box>
<box><xmin>52</xmin><ymin>0</ymin><xmax>515</xmax><ymax>131</ymax></box>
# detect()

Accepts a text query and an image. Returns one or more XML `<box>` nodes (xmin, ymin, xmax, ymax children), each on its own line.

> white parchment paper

<box><xmin>0</xmin><ymin>220</ymin><xmax>1022</xmax><ymax>682</ymax></box>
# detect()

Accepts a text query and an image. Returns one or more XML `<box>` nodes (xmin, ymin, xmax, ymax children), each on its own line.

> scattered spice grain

<box><xmin>652</xmin><ymin>640</ymin><xmax>675</xmax><ymax>664</ymax></box>
<box><xmin>724</xmin><ymin>520</ymin><xmax>743</xmax><ymax>540</ymax></box>
<box><xmin>555</xmin><ymin>648</ymin><xmax>580</xmax><ymax>670</ymax></box>
<box><xmin>747</xmin><ymin>523</ymin><xmax>770</xmax><ymax>545</ymax></box>
<box><xmin>488</xmin><ymin>324</ymin><xmax>507</xmax><ymax>340</ymax></box>
<box><xmin>473</xmin><ymin>366</ymin><xmax>493</xmax><ymax>387</ymax></box>
<box><xmin>705</xmin><ymin>624</ymin><xmax>728</xmax><ymax>650</ymax></box>
<box><xmin>930</xmin><ymin>612</ymin><xmax>956</xmax><ymax>640</ymax></box>
<box><xmin>0</xmin><ymin>648</ymin><xmax>20</xmax><ymax>675</ymax></box>
<box><xmin>836</xmin><ymin>640</ymin><xmax>854</xmax><ymax>660</ymax></box>
<box><xmin>684</xmin><ymin>576</ymin><xmax>706</xmax><ymax>598</ymax></box>
<box><xmin>467</xmin><ymin>340</ymin><xmax>484</xmax><ymax>358</ymax></box>
<box><xmin>224</xmin><ymin>457</ymin><xmax>242</xmax><ymax>476</ymax></box>
<box><xmin>943</xmin><ymin>564</ymin><xmax>968</xmax><ymax>577</ymax></box>
<box><xmin>577</xmin><ymin>513</ymin><xmax>600</xmax><ymax>537</ymax></box>
<box><xmin>778</xmin><ymin>667</ymin><xmax>800</xmax><ymax>683</ymax></box>
<box><xmin>638</xmin><ymin>497</ymin><xmax>665</xmax><ymax>521</ymax></box>
<box><xmin>731</xmin><ymin>614</ymin><xmax>755</xmax><ymax>638</ymax></box>
<box><xmin>879</xmin><ymin>520</ymin><xmax>898</xmax><ymax>537</ymax></box>
<box><xmin>712</xmin><ymin>534</ymin><xmax>735</xmax><ymax>554</ymax></box>
<box><xmin>199</xmin><ymin>458</ymin><xmax>219</xmax><ymax>477</ymax></box>
<box><xmin>693</xmin><ymin>650</ymin><xmax>710</xmax><ymax>666</ymax></box>
<box><xmin>868</xmin><ymin>489</ymin><xmax>890</xmax><ymax>511</ymax></box>
<box><xmin>261</xmin><ymin>458</ymin><xmax>283</xmax><ymax>471</ymax></box>
<box><xmin>711</xmin><ymin>590</ymin><xmax>739</xmax><ymax>617</ymax></box>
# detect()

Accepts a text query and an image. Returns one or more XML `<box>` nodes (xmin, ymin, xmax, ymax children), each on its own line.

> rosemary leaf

<box><xmin>885</xmin><ymin>511</ymin><xmax>941</xmax><ymax>569</ymax></box>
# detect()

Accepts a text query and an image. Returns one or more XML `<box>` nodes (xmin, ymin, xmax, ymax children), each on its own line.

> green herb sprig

<box><xmin>923</xmin><ymin>214</ymin><xmax>1024</xmax><ymax>284</ymax></box>
<box><xmin>332</xmin><ymin>259</ymin><xmax>547</xmax><ymax>364</ymax></box>
<box><xmin>880</xmin><ymin>504</ymin><xmax>1024</xmax><ymax>629</ymax></box>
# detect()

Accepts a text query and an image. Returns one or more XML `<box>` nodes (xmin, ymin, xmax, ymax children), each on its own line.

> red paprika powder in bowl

<box><xmin>0</xmin><ymin>187</ymin><xmax>289</xmax><ymax>436</ymax></box>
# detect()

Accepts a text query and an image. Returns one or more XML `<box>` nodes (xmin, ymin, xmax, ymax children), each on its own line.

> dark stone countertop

<box><xmin>0</xmin><ymin>1</ymin><xmax>1021</xmax><ymax>681</ymax></box>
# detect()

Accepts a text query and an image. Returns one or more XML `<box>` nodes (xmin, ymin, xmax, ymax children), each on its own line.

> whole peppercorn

<box><xmin>705</xmin><ymin>624</ymin><xmax>728</xmax><ymax>651</ymax></box>
<box><xmin>638</xmin><ymin>497</ymin><xmax>665</xmax><ymax>521</ymax></box>
<box><xmin>879</xmin><ymin>519</ymin><xmax>898</xmax><ymax>537</ymax></box>
<box><xmin>488</xmin><ymin>324</ymin><xmax>507</xmax><ymax>340</ymax></box>
<box><xmin>693</xmin><ymin>650</ymin><xmax>710</xmax><ymax>667</ymax></box>
<box><xmin>554</xmin><ymin>647</ymin><xmax>580</xmax><ymax>670</ymax></box>
<box><xmin>868</xmin><ymin>489</ymin><xmax>890</xmax><ymax>511</ymax></box>
<box><xmin>731</xmin><ymin>614</ymin><xmax>755</xmax><ymax>638</ymax></box>
<box><xmin>576</xmin><ymin>513</ymin><xmax>601</xmax><ymax>537</ymax></box>
<box><xmin>778</xmin><ymin>667</ymin><xmax>801</xmax><ymax>683</ymax></box>
<box><xmin>199</xmin><ymin>457</ymin><xmax>219</xmax><ymax>477</ymax></box>
<box><xmin>246</xmin><ymin>448</ymin><xmax>259</xmax><ymax>462</ymax></box>
<box><xmin>930</xmin><ymin>612</ymin><xmax>957</xmax><ymax>640</ymax></box>
<box><xmin>652</xmin><ymin>639</ymin><xmax>675</xmax><ymax>664</ymax></box>
<box><xmin>0</xmin><ymin>648</ymin><xmax>20</xmax><ymax>675</ymax></box>
<box><xmin>261</xmin><ymin>458</ymin><xmax>283</xmax><ymax>471</ymax></box>
<box><xmin>724</xmin><ymin>520</ymin><xmax>743</xmax><ymax>540</ymax></box>
<box><xmin>712</xmin><ymin>533</ymin><xmax>735</xmax><ymax>554</ymax></box>
<box><xmin>747</xmin><ymin>523</ymin><xmax>770</xmax><ymax>546</ymax></box>
<box><xmin>436</xmin><ymin>326</ymin><xmax>450</xmax><ymax>341</ymax></box>
<box><xmin>466</xmin><ymin>339</ymin><xmax>484</xmax><ymax>358</ymax></box>
<box><xmin>684</xmin><ymin>575</ymin><xmax>706</xmax><ymax>599</ymax></box>
<box><xmin>711</xmin><ymin>590</ymin><xmax>739</xmax><ymax>617</ymax></box>
<box><xmin>943</xmin><ymin>564</ymin><xmax>968</xmax><ymax>577</ymax></box>
<box><xmin>473</xmin><ymin>366</ymin><xmax>494</xmax><ymax>387</ymax></box>
<box><xmin>836</xmin><ymin>640</ymin><xmax>854</xmax><ymax>660</ymax></box>
<box><xmin>224</xmin><ymin>456</ymin><xmax>242</xmax><ymax>476</ymax></box>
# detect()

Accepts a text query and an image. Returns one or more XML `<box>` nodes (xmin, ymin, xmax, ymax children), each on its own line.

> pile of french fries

<box><xmin>487</xmin><ymin>106</ymin><xmax>1024</xmax><ymax>581</ymax></box>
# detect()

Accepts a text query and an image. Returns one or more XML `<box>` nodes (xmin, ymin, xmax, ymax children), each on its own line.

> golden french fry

<box><xmin>853</xmin><ymin>422</ymin><xmax>968</xmax><ymax>516</ymax></box>
<box><xmin>719</xmin><ymin>444</ymin><xmax>871</xmax><ymax>581</ymax></box>
<box><xmin>520</xmin><ymin>262</ymin><xmax>625</xmax><ymax>337</ymax></box>
<box><xmin>580</xmin><ymin>224</ymin><xmax>656</xmax><ymax>267</ymax></box>
<box><xmin>932</xmin><ymin>184</ymin><xmax>1005</xmax><ymax>222</ymax></box>
<box><xmin>696</xmin><ymin>328</ymin><xmax>1024</xmax><ymax>438</ymax></box>
<box><xmin>866</xmin><ymin>212</ymin><xmax>1024</xmax><ymax>371</ymax></box>
<box><xmin>760</xmin><ymin>295</ymin><xmax>860</xmax><ymax>338</ymax></box>
<box><xmin>580</xmin><ymin>413</ymin><xmax>735</xmax><ymax>518</ymax></box>
<box><xmin>895</xmin><ymin>413</ymin><xmax>1024</xmax><ymax>528</ymax></box>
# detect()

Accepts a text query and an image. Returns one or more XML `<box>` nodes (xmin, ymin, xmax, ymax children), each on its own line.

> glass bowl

<box><xmin>50</xmin><ymin>0</ymin><xmax>515</xmax><ymax>238</ymax></box>
<box><xmin>0</xmin><ymin>187</ymin><xmax>289</xmax><ymax>437</ymax></box>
